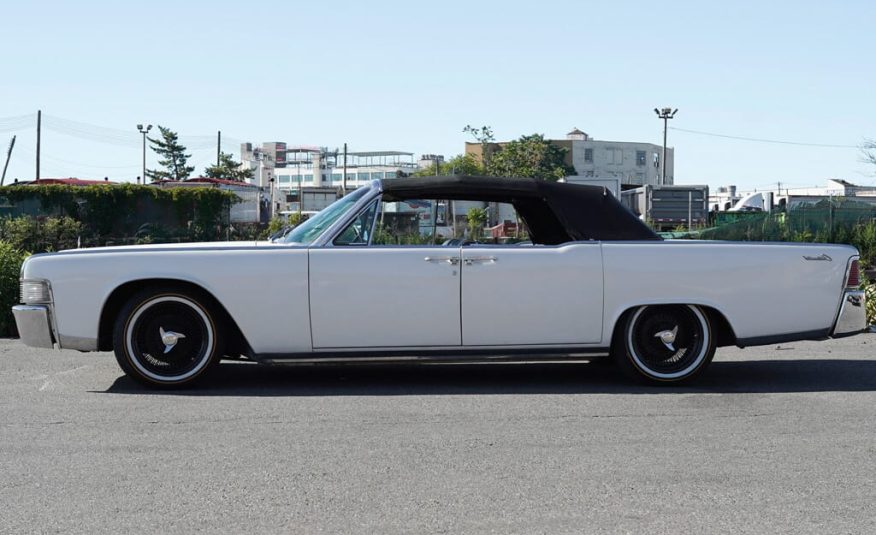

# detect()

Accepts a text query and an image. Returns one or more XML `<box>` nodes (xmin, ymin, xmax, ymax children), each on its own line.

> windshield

<box><xmin>278</xmin><ymin>187</ymin><xmax>371</xmax><ymax>245</ymax></box>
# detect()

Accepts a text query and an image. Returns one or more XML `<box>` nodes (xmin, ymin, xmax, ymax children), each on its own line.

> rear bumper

<box><xmin>832</xmin><ymin>290</ymin><xmax>868</xmax><ymax>337</ymax></box>
<box><xmin>12</xmin><ymin>305</ymin><xmax>56</xmax><ymax>349</ymax></box>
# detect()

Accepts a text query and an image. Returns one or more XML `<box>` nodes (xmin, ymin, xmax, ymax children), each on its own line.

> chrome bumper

<box><xmin>12</xmin><ymin>305</ymin><xmax>55</xmax><ymax>349</ymax></box>
<box><xmin>832</xmin><ymin>290</ymin><xmax>868</xmax><ymax>337</ymax></box>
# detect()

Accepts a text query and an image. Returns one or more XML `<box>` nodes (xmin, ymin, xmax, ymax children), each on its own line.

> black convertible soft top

<box><xmin>381</xmin><ymin>175</ymin><xmax>659</xmax><ymax>244</ymax></box>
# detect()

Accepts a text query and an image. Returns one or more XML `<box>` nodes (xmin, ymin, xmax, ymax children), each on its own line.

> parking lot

<box><xmin>1</xmin><ymin>335</ymin><xmax>875</xmax><ymax>534</ymax></box>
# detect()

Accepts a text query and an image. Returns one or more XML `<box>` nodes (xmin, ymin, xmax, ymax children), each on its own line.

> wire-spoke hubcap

<box><xmin>125</xmin><ymin>296</ymin><xmax>214</xmax><ymax>383</ymax></box>
<box><xmin>653</xmin><ymin>325</ymin><xmax>678</xmax><ymax>351</ymax></box>
<box><xmin>627</xmin><ymin>305</ymin><xmax>710</xmax><ymax>380</ymax></box>
<box><xmin>159</xmin><ymin>327</ymin><xmax>187</xmax><ymax>354</ymax></box>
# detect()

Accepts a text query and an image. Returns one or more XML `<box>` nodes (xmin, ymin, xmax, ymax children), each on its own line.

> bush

<box><xmin>0</xmin><ymin>242</ymin><xmax>29</xmax><ymax>337</ymax></box>
<box><xmin>0</xmin><ymin>184</ymin><xmax>237</xmax><ymax>243</ymax></box>
<box><xmin>260</xmin><ymin>216</ymin><xmax>288</xmax><ymax>240</ymax></box>
<box><xmin>0</xmin><ymin>216</ymin><xmax>82</xmax><ymax>253</ymax></box>
<box><xmin>861</xmin><ymin>273</ymin><xmax>876</xmax><ymax>327</ymax></box>
<box><xmin>257</xmin><ymin>213</ymin><xmax>306</xmax><ymax>240</ymax></box>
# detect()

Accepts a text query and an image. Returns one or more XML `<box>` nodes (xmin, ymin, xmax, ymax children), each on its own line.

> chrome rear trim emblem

<box><xmin>803</xmin><ymin>254</ymin><xmax>832</xmax><ymax>261</ymax></box>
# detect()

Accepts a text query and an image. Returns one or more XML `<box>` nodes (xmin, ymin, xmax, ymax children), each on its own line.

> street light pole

<box><xmin>137</xmin><ymin>124</ymin><xmax>152</xmax><ymax>183</ymax></box>
<box><xmin>653</xmin><ymin>107</ymin><xmax>677</xmax><ymax>185</ymax></box>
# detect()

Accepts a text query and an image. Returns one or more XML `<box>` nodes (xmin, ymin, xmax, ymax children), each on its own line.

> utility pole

<box><xmin>1</xmin><ymin>135</ymin><xmax>15</xmax><ymax>186</ymax></box>
<box><xmin>137</xmin><ymin>124</ymin><xmax>152</xmax><ymax>183</ymax></box>
<box><xmin>342</xmin><ymin>143</ymin><xmax>348</xmax><ymax>196</ymax></box>
<box><xmin>35</xmin><ymin>110</ymin><xmax>41</xmax><ymax>182</ymax></box>
<box><xmin>217</xmin><ymin>131</ymin><xmax>221</xmax><ymax>166</ymax></box>
<box><xmin>654</xmin><ymin>107</ymin><xmax>677</xmax><ymax>185</ymax></box>
<box><xmin>297</xmin><ymin>171</ymin><xmax>303</xmax><ymax>216</ymax></box>
<box><xmin>269</xmin><ymin>177</ymin><xmax>275</xmax><ymax>220</ymax></box>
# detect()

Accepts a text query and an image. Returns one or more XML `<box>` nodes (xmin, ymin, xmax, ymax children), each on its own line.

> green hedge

<box><xmin>0</xmin><ymin>242</ymin><xmax>28</xmax><ymax>337</ymax></box>
<box><xmin>0</xmin><ymin>184</ymin><xmax>237</xmax><ymax>242</ymax></box>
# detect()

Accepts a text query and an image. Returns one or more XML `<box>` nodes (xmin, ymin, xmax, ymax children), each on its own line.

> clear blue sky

<box><xmin>1</xmin><ymin>0</ymin><xmax>874</xmax><ymax>191</ymax></box>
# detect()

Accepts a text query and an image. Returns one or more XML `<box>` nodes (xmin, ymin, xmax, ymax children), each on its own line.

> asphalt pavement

<box><xmin>1</xmin><ymin>336</ymin><xmax>875</xmax><ymax>534</ymax></box>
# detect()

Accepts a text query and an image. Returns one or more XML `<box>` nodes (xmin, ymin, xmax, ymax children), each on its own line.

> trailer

<box><xmin>621</xmin><ymin>184</ymin><xmax>709</xmax><ymax>231</ymax></box>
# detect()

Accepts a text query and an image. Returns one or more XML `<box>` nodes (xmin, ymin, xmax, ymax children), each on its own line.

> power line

<box><xmin>0</xmin><ymin>113</ymin><xmax>247</xmax><ymax>149</ymax></box>
<box><xmin>0</xmin><ymin>113</ymin><xmax>36</xmax><ymax>133</ymax></box>
<box><xmin>43</xmin><ymin>114</ymin><xmax>142</xmax><ymax>147</ymax></box>
<box><xmin>670</xmin><ymin>126</ymin><xmax>859</xmax><ymax>148</ymax></box>
<box><xmin>15</xmin><ymin>146</ymin><xmax>139</xmax><ymax>171</ymax></box>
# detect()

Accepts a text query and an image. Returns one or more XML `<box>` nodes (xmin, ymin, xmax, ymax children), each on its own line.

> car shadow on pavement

<box><xmin>100</xmin><ymin>358</ymin><xmax>876</xmax><ymax>396</ymax></box>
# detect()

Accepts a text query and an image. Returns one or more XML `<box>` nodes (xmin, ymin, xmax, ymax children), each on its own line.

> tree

<box><xmin>862</xmin><ymin>139</ymin><xmax>876</xmax><ymax>169</ymax></box>
<box><xmin>466</xmin><ymin>207</ymin><xmax>487</xmax><ymax>239</ymax></box>
<box><xmin>146</xmin><ymin>125</ymin><xmax>194</xmax><ymax>181</ymax></box>
<box><xmin>413</xmin><ymin>153</ymin><xmax>485</xmax><ymax>177</ymax></box>
<box><xmin>204</xmin><ymin>152</ymin><xmax>253</xmax><ymax>181</ymax></box>
<box><xmin>486</xmin><ymin>133</ymin><xmax>575</xmax><ymax>181</ymax></box>
<box><xmin>442</xmin><ymin>153</ymin><xmax>484</xmax><ymax>176</ymax></box>
<box><xmin>463</xmin><ymin>125</ymin><xmax>495</xmax><ymax>168</ymax></box>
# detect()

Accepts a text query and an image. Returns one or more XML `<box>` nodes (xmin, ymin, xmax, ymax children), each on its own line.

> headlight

<box><xmin>20</xmin><ymin>280</ymin><xmax>51</xmax><ymax>304</ymax></box>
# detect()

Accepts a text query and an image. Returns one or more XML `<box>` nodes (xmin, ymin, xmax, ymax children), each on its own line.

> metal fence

<box><xmin>701</xmin><ymin>199</ymin><xmax>876</xmax><ymax>242</ymax></box>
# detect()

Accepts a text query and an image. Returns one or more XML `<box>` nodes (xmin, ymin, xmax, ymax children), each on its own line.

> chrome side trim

<box><xmin>12</xmin><ymin>305</ymin><xmax>55</xmax><ymax>349</ymax></box>
<box><xmin>259</xmin><ymin>351</ymin><xmax>611</xmax><ymax>366</ymax></box>
<box><xmin>58</xmin><ymin>335</ymin><xmax>99</xmax><ymax>352</ymax></box>
<box><xmin>832</xmin><ymin>290</ymin><xmax>868</xmax><ymax>337</ymax></box>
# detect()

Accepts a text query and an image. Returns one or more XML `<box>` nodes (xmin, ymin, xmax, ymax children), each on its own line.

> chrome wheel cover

<box><xmin>124</xmin><ymin>295</ymin><xmax>215</xmax><ymax>383</ymax></box>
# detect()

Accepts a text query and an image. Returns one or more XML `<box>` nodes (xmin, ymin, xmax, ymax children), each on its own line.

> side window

<box><xmin>374</xmin><ymin>198</ymin><xmax>434</xmax><ymax>245</ymax></box>
<box><xmin>333</xmin><ymin>200</ymin><xmax>379</xmax><ymax>246</ymax></box>
<box><xmin>373</xmin><ymin>198</ymin><xmax>528</xmax><ymax>245</ymax></box>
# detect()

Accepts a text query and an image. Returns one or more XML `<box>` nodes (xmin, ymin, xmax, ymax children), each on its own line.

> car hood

<box><xmin>45</xmin><ymin>241</ymin><xmax>271</xmax><ymax>257</ymax></box>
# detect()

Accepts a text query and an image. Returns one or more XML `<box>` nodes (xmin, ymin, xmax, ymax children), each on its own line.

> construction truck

<box><xmin>621</xmin><ymin>184</ymin><xmax>710</xmax><ymax>231</ymax></box>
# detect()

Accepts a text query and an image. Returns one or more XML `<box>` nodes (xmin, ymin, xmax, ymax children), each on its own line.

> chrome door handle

<box><xmin>463</xmin><ymin>256</ymin><xmax>498</xmax><ymax>265</ymax></box>
<box><xmin>424</xmin><ymin>256</ymin><xmax>460</xmax><ymax>265</ymax></box>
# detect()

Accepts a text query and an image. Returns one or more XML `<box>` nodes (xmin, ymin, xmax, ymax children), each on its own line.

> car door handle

<box><xmin>424</xmin><ymin>256</ymin><xmax>460</xmax><ymax>265</ymax></box>
<box><xmin>464</xmin><ymin>256</ymin><xmax>498</xmax><ymax>265</ymax></box>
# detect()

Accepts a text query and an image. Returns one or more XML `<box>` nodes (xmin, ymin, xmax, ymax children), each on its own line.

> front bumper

<box><xmin>832</xmin><ymin>290</ymin><xmax>868</xmax><ymax>337</ymax></box>
<box><xmin>12</xmin><ymin>305</ymin><xmax>55</xmax><ymax>349</ymax></box>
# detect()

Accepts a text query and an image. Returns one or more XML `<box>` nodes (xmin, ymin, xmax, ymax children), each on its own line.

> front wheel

<box><xmin>612</xmin><ymin>304</ymin><xmax>715</xmax><ymax>385</ymax></box>
<box><xmin>112</xmin><ymin>289</ymin><xmax>224</xmax><ymax>388</ymax></box>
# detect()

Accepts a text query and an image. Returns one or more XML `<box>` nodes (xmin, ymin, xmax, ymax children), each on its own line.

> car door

<box><xmin>309</xmin><ymin>245</ymin><xmax>462</xmax><ymax>349</ymax></box>
<box><xmin>460</xmin><ymin>243</ymin><xmax>604</xmax><ymax>346</ymax></box>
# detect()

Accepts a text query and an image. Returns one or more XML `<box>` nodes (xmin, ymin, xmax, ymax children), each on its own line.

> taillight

<box><xmin>845</xmin><ymin>259</ymin><xmax>860</xmax><ymax>289</ymax></box>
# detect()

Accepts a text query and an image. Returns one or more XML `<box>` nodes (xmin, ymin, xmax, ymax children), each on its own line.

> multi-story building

<box><xmin>241</xmin><ymin>143</ymin><xmax>419</xmax><ymax>188</ymax></box>
<box><xmin>465</xmin><ymin>128</ymin><xmax>674</xmax><ymax>186</ymax></box>
<box><xmin>240</xmin><ymin>143</ymin><xmax>422</xmax><ymax>214</ymax></box>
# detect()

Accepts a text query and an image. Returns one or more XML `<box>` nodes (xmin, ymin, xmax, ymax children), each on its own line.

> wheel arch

<box><xmin>98</xmin><ymin>278</ymin><xmax>251</xmax><ymax>356</ymax></box>
<box><xmin>609</xmin><ymin>303</ymin><xmax>737</xmax><ymax>349</ymax></box>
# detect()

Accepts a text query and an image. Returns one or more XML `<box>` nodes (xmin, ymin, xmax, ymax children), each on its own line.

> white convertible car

<box><xmin>13</xmin><ymin>176</ymin><xmax>869</xmax><ymax>387</ymax></box>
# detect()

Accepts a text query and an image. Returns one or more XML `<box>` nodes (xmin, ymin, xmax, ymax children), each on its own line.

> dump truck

<box><xmin>621</xmin><ymin>184</ymin><xmax>709</xmax><ymax>231</ymax></box>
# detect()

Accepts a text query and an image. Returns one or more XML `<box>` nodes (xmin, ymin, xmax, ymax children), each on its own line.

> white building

<box><xmin>465</xmin><ymin>128</ymin><xmax>674</xmax><ymax>186</ymax></box>
<box><xmin>565</xmin><ymin>128</ymin><xmax>674</xmax><ymax>186</ymax></box>
<box><xmin>240</xmin><ymin>143</ymin><xmax>424</xmax><ymax>214</ymax></box>
<box><xmin>241</xmin><ymin>144</ymin><xmax>419</xmax><ymax>190</ymax></box>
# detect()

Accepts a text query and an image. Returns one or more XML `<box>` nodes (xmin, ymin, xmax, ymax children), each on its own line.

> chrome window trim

<box><xmin>330</xmin><ymin>197</ymin><xmax>381</xmax><ymax>247</ymax></box>
<box><xmin>367</xmin><ymin>197</ymin><xmax>382</xmax><ymax>246</ymax></box>
<box><xmin>312</xmin><ymin>180</ymin><xmax>383</xmax><ymax>247</ymax></box>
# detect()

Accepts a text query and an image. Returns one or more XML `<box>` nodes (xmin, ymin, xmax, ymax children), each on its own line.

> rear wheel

<box><xmin>112</xmin><ymin>288</ymin><xmax>223</xmax><ymax>388</ymax></box>
<box><xmin>613</xmin><ymin>304</ymin><xmax>715</xmax><ymax>384</ymax></box>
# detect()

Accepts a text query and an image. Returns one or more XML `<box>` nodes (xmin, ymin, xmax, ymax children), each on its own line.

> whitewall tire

<box><xmin>613</xmin><ymin>304</ymin><xmax>716</xmax><ymax>384</ymax></box>
<box><xmin>112</xmin><ymin>289</ymin><xmax>223</xmax><ymax>388</ymax></box>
